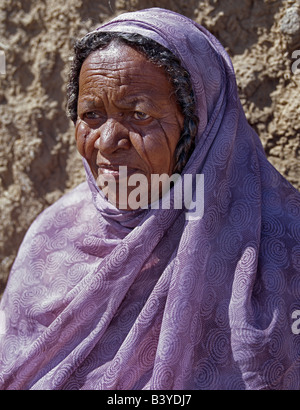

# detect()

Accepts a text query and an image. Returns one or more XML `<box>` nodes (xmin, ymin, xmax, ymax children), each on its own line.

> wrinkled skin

<box><xmin>75</xmin><ymin>43</ymin><xmax>184</xmax><ymax>209</ymax></box>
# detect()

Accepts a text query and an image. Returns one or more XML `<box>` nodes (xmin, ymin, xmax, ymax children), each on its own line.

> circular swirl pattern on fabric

<box><xmin>261</xmin><ymin>214</ymin><xmax>285</xmax><ymax>238</ymax></box>
<box><xmin>190</xmin><ymin>311</ymin><xmax>203</xmax><ymax>346</ymax></box>
<box><xmin>261</xmin><ymin>237</ymin><xmax>288</xmax><ymax>268</ymax></box>
<box><xmin>231</xmin><ymin>266</ymin><xmax>253</xmax><ymax>305</ymax></box>
<box><xmin>86</xmin><ymin>269</ymin><xmax>105</xmax><ymax>294</ymax></box>
<box><xmin>138</xmin><ymin>296</ymin><xmax>161</xmax><ymax>326</ymax></box>
<box><xmin>169</xmin><ymin>300</ymin><xmax>192</xmax><ymax>333</ymax></box>
<box><xmin>175</xmin><ymin>265</ymin><xmax>198</xmax><ymax>298</ymax></box>
<box><xmin>212</xmin><ymin>137</ymin><xmax>232</xmax><ymax>168</ymax></box>
<box><xmin>152</xmin><ymin>362</ymin><xmax>174</xmax><ymax>390</ymax></box>
<box><xmin>203</xmin><ymin>205</ymin><xmax>221</xmax><ymax>237</ymax></box>
<box><xmin>49</xmin><ymin>230</ymin><xmax>69</xmax><ymax>251</ymax></box>
<box><xmin>194</xmin><ymin>237</ymin><xmax>211</xmax><ymax>266</ymax></box>
<box><xmin>77</xmin><ymin>299</ymin><xmax>99</xmax><ymax>325</ymax></box>
<box><xmin>8</xmin><ymin>294</ymin><xmax>22</xmax><ymax>326</ymax></box>
<box><xmin>205</xmin><ymin>63</ymin><xmax>222</xmax><ymax>95</ymax></box>
<box><xmin>67</xmin><ymin>263</ymin><xmax>89</xmax><ymax>287</ymax></box>
<box><xmin>282</xmin><ymin>367</ymin><xmax>300</xmax><ymax>390</ymax></box>
<box><xmin>200</xmin><ymin>284</ymin><xmax>217</xmax><ymax>319</ymax></box>
<box><xmin>235</xmin><ymin>140</ymin><xmax>251</xmax><ymax>165</ymax></box>
<box><xmin>72</xmin><ymin>352</ymin><xmax>97</xmax><ymax>382</ymax></box>
<box><xmin>180</xmin><ymin>342</ymin><xmax>194</xmax><ymax>381</ymax></box>
<box><xmin>156</xmin><ymin>207</ymin><xmax>180</xmax><ymax>229</ymax></box>
<box><xmin>290</xmin><ymin>335</ymin><xmax>300</xmax><ymax>362</ymax></box>
<box><xmin>227</xmin><ymin>161</ymin><xmax>240</xmax><ymax>189</ymax></box>
<box><xmin>229</xmin><ymin>200</ymin><xmax>252</xmax><ymax>228</ymax></box>
<box><xmin>292</xmin><ymin>245</ymin><xmax>300</xmax><ymax>271</ymax></box>
<box><xmin>49</xmin><ymin>276</ymin><xmax>68</xmax><ymax>297</ymax></box>
<box><xmin>260</xmin><ymin>156</ymin><xmax>281</xmax><ymax>189</ymax></box>
<box><xmin>290</xmin><ymin>274</ymin><xmax>300</xmax><ymax>300</ymax></box>
<box><xmin>28</xmin><ymin>234</ymin><xmax>49</xmax><ymax>258</ymax></box>
<box><xmin>243</xmin><ymin>173</ymin><xmax>261</xmax><ymax>203</ymax></box>
<box><xmin>218</xmin><ymin>227</ymin><xmax>243</xmax><ymax>260</ymax></box>
<box><xmin>116</xmin><ymin>367</ymin><xmax>139</xmax><ymax>390</ymax></box>
<box><xmin>52</xmin><ymin>365</ymin><xmax>73</xmax><ymax>389</ymax></box>
<box><xmin>238</xmin><ymin>246</ymin><xmax>257</xmax><ymax>271</ymax></box>
<box><xmin>194</xmin><ymin>358</ymin><xmax>219</xmax><ymax>390</ymax></box>
<box><xmin>286</xmin><ymin>195</ymin><xmax>300</xmax><ymax>218</ymax></box>
<box><xmin>118</xmin><ymin>302</ymin><xmax>141</xmax><ymax>333</ymax></box>
<box><xmin>45</xmin><ymin>251</ymin><xmax>68</xmax><ymax>274</ymax></box>
<box><xmin>268</xmin><ymin>328</ymin><xmax>285</xmax><ymax>361</ymax></box>
<box><xmin>105</xmin><ymin>242</ymin><xmax>129</xmax><ymax>272</ymax></box>
<box><xmin>264</xmin><ymin>295</ymin><xmax>286</xmax><ymax>327</ymax></box>
<box><xmin>100</xmin><ymin>355</ymin><xmax>122</xmax><ymax>389</ymax></box>
<box><xmin>1</xmin><ymin>335</ymin><xmax>21</xmax><ymax>370</ymax></box>
<box><xmin>261</xmin><ymin>265</ymin><xmax>287</xmax><ymax>294</ymax></box>
<box><xmin>262</xmin><ymin>189</ymin><xmax>282</xmax><ymax>214</ymax></box>
<box><xmin>224</xmin><ymin>373</ymin><xmax>246</xmax><ymax>390</ymax></box>
<box><xmin>82</xmin><ymin>235</ymin><xmax>105</xmax><ymax>255</ymax></box>
<box><xmin>203</xmin><ymin>162</ymin><xmax>217</xmax><ymax>192</ymax></box>
<box><xmin>159</xmin><ymin>329</ymin><xmax>182</xmax><ymax>366</ymax></box>
<box><xmin>290</xmin><ymin>221</ymin><xmax>300</xmax><ymax>242</ymax></box>
<box><xmin>27</xmin><ymin>260</ymin><xmax>45</xmax><ymax>285</ymax></box>
<box><xmin>217</xmin><ymin>179</ymin><xmax>232</xmax><ymax>214</ymax></box>
<box><xmin>215</xmin><ymin>300</ymin><xmax>230</xmax><ymax>329</ymax></box>
<box><xmin>207</xmin><ymin>254</ymin><xmax>228</xmax><ymax>285</ymax></box>
<box><xmin>205</xmin><ymin>329</ymin><xmax>230</xmax><ymax>365</ymax></box>
<box><xmin>223</xmin><ymin>108</ymin><xmax>239</xmax><ymax>135</ymax></box>
<box><xmin>138</xmin><ymin>336</ymin><xmax>158</xmax><ymax>371</ymax></box>
<box><xmin>20</xmin><ymin>285</ymin><xmax>48</xmax><ymax>306</ymax></box>
<box><xmin>262</xmin><ymin>359</ymin><xmax>285</xmax><ymax>388</ymax></box>
<box><xmin>53</xmin><ymin>206</ymin><xmax>77</xmax><ymax>228</ymax></box>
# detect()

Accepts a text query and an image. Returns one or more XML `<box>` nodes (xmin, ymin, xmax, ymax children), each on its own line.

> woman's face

<box><xmin>75</xmin><ymin>42</ymin><xmax>184</xmax><ymax>209</ymax></box>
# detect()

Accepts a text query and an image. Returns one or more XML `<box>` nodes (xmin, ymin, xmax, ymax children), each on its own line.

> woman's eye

<box><xmin>133</xmin><ymin>111</ymin><xmax>151</xmax><ymax>121</ymax></box>
<box><xmin>84</xmin><ymin>111</ymin><xmax>101</xmax><ymax>120</ymax></box>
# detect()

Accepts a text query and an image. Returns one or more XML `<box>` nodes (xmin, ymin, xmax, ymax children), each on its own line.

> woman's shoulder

<box><xmin>14</xmin><ymin>182</ymin><xmax>94</xmax><ymax>260</ymax></box>
<box><xmin>32</xmin><ymin>181</ymin><xmax>91</xmax><ymax>226</ymax></box>
<box><xmin>3</xmin><ymin>182</ymin><xmax>95</xmax><ymax>288</ymax></box>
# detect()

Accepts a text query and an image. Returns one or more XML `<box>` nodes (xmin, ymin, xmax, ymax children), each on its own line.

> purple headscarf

<box><xmin>1</xmin><ymin>8</ymin><xmax>300</xmax><ymax>390</ymax></box>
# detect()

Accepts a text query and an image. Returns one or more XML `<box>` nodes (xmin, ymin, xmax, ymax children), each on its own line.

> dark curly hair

<box><xmin>67</xmin><ymin>31</ymin><xmax>199</xmax><ymax>174</ymax></box>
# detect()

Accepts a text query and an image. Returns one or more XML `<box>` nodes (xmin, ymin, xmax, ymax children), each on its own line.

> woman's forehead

<box><xmin>81</xmin><ymin>43</ymin><xmax>155</xmax><ymax>75</ymax></box>
<box><xmin>78</xmin><ymin>43</ymin><xmax>173</xmax><ymax>101</ymax></box>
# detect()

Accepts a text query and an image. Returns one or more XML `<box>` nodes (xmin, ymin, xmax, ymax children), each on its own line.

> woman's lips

<box><xmin>98</xmin><ymin>165</ymin><xmax>121</xmax><ymax>177</ymax></box>
<box><xmin>97</xmin><ymin>165</ymin><xmax>142</xmax><ymax>179</ymax></box>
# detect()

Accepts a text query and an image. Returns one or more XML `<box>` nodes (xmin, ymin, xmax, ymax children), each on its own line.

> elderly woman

<box><xmin>0</xmin><ymin>8</ymin><xmax>299</xmax><ymax>390</ymax></box>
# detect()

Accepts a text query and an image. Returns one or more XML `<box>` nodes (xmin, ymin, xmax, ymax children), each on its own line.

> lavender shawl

<box><xmin>1</xmin><ymin>8</ymin><xmax>300</xmax><ymax>390</ymax></box>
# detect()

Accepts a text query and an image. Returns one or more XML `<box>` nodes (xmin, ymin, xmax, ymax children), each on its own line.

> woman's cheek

<box><xmin>143</xmin><ymin>135</ymin><xmax>172</xmax><ymax>175</ymax></box>
<box><xmin>75</xmin><ymin>120</ymin><xmax>95</xmax><ymax>159</ymax></box>
<box><xmin>143</xmin><ymin>122</ymin><xmax>178</xmax><ymax>175</ymax></box>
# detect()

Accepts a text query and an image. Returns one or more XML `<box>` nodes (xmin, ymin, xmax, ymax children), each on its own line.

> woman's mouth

<box><xmin>98</xmin><ymin>165</ymin><xmax>121</xmax><ymax>177</ymax></box>
<box><xmin>97</xmin><ymin>165</ymin><xmax>142</xmax><ymax>179</ymax></box>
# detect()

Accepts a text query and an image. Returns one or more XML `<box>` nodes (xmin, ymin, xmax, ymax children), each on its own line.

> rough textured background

<box><xmin>0</xmin><ymin>0</ymin><xmax>299</xmax><ymax>294</ymax></box>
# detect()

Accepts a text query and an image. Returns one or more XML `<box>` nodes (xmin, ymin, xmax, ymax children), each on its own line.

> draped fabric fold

<box><xmin>0</xmin><ymin>8</ymin><xmax>299</xmax><ymax>390</ymax></box>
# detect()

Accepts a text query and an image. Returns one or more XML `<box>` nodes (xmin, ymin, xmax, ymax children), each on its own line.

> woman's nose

<box><xmin>94</xmin><ymin>118</ymin><xmax>131</xmax><ymax>154</ymax></box>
